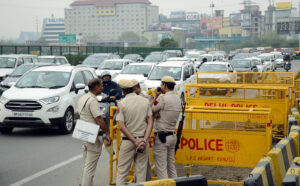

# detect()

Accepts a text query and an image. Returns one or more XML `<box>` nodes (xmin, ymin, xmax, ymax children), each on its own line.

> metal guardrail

<box><xmin>0</xmin><ymin>45</ymin><xmax>183</xmax><ymax>58</ymax></box>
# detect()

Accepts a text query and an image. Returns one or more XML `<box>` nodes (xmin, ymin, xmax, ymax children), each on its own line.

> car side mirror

<box><xmin>8</xmin><ymin>82</ymin><xmax>16</xmax><ymax>88</ymax></box>
<box><xmin>143</xmin><ymin>74</ymin><xmax>148</xmax><ymax>77</ymax></box>
<box><xmin>78</xmin><ymin>61</ymin><xmax>82</xmax><ymax>64</ymax></box>
<box><xmin>75</xmin><ymin>83</ymin><xmax>85</xmax><ymax>94</ymax></box>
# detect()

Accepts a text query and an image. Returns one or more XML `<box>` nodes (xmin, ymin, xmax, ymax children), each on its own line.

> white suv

<box><xmin>142</xmin><ymin>61</ymin><xmax>196</xmax><ymax>103</ymax></box>
<box><xmin>0</xmin><ymin>66</ymin><xmax>97</xmax><ymax>134</ymax></box>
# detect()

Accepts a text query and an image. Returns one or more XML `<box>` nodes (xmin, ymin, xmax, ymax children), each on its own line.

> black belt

<box><xmin>98</xmin><ymin>131</ymin><xmax>104</xmax><ymax>136</ymax></box>
<box><xmin>154</xmin><ymin>132</ymin><xmax>175</xmax><ymax>136</ymax></box>
<box><xmin>122</xmin><ymin>136</ymin><xmax>144</xmax><ymax>140</ymax></box>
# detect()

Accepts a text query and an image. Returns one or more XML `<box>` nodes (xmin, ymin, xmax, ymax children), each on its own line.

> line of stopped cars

<box><xmin>0</xmin><ymin>49</ymin><xmax>285</xmax><ymax>134</ymax></box>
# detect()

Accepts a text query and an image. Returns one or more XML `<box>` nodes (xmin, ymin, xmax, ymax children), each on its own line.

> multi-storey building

<box><xmin>64</xmin><ymin>0</ymin><xmax>159</xmax><ymax>42</ymax></box>
<box><xmin>41</xmin><ymin>15</ymin><xmax>65</xmax><ymax>45</ymax></box>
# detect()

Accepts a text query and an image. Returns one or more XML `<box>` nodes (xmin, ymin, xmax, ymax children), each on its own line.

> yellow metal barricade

<box><xmin>196</xmin><ymin>72</ymin><xmax>295</xmax><ymax>107</ymax></box>
<box><xmin>186</xmin><ymin>83</ymin><xmax>290</xmax><ymax>138</ymax></box>
<box><xmin>109</xmin><ymin>105</ymin><xmax>272</xmax><ymax>185</ymax></box>
<box><xmin>109</xmin><ymin>106</ymin><xmax>140</xmax><ymax>185</ymax></box>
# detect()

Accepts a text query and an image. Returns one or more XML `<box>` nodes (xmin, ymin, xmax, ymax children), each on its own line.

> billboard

<box><xmin>241</xmin><ymin>14</ymin><xmax>251</xmax><ymax>26</ymax></box>
<box><xmin>230</xmin><ymin>13</ymin><xmax>242</xmax><ymax>26</ymax></box>
<box><xmin>170</xmin><ymin>11</ymin><xmax>186</xmax><ymax>19</ymax></box>
<box><xmin>200</xmin><ymin>17</ymin><xmax>223</xmax><ymax>31</ymax></box>
<box><xmin>230</xmin><ymin>13</ymin><xmax>251</xmax><ymax>27</ymax></box>
<box><xmin>276</xmin><ymin>2</ymin><xmax>292</xmax><ymax>11</ymax></box>
<box><xmin>186</xmin><ymin>12</ymin><xmax>200</xmax><ymax>20</ymax></box>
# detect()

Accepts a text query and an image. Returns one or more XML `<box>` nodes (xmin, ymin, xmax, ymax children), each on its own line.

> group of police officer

<box><xmin>78</xmin><ymin>75</ymin><xmax>181</xmax><ymax>186</ymax></box>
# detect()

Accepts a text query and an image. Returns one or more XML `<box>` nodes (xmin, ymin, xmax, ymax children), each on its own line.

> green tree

<box><xmin>159</xmin><ymin>38</ymin><xmax>179</xmax><ymax>48</ymax></box>
<box><xmin>118</xmin><ymin>32</ymin><xmax>140</xmax><ymax>42</ymax></box>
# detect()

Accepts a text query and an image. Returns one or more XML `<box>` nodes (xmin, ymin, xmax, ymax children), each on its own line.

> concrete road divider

<box><xmin>291</xmin><ymin>107</ymin><xmax>300</xmax><ymax>124</ymax></box>
<box><xmin>244</xmin><ymin>156</ymin><xmax>277</xmax><ymax>186</ymax></box>
<box><xmin>282</xmin><ymin>157</ymin><xmax>300</xmax><ymax>186</ymax></box>
<box><xmin>277</xmin><ymin>137</ymin><xmax>296</xmax><ymax>165</ymax></box>
<box><xmin>288</xmin><ymin>115</ymin><xmax>297</xmax><ymax>133</ymax></box>
<box><xmin>127</xmin><ymin>175</ymin><xmax>207</xmax><ymax>186</ymax></box>
<box><xmin>267</xmin><ymin>137</ymin><xmax>296</xmax><ymax>185</ymax></box>
<box><xmin>290</xmin><ymin>126</ymin><xmax>300</xmax><ymax>157</ymax></box>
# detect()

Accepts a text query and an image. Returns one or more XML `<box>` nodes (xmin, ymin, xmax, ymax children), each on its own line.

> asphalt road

<box><xmin>0</xmin><ymin>60</ymin><xmax>299</xmax><ymax>186</ymax></box>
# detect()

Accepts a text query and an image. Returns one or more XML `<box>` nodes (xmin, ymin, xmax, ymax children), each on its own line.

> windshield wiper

<box><xmin>49</xmin><ymin>86</ymin><xmax>65</xmax><ymax>89</ymax></box>
<box><xmin>8</xmin><ymin>75</ymin><xmax>22</xmax><ymax>77</ymax></box>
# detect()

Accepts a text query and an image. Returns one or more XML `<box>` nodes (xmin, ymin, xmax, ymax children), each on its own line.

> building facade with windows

<box><xmin>41</xmin><ymin>15</ymin><xmax>65</xmax><ymax>45</ymax></box>
<box><xmin>64</xmin><ymin>0</ymin><xmax>159</xmax><ymax>42</ymax></box>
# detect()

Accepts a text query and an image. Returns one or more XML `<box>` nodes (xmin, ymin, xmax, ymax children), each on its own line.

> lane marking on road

<box><xmin>10</xmin><ymin>154</ymin><xmax>82</xmax><ymax>186</ymax></box>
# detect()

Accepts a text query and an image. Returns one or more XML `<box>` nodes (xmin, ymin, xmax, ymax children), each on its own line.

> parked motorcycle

<box><xmin>97</xmin><ymin>89</ymin><xmax>118</xmax><ymax>130</ymax></box>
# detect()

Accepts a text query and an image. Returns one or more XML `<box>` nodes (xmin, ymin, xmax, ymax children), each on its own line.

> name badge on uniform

<box><xmin>72</xmin><ymin>119</ymin><xmax>100</xmax><ymax>144</ymax></box>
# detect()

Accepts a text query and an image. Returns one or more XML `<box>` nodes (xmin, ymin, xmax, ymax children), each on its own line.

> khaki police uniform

<box><xmin>152</xmin><ymin>76</ymin><xmax>181</xmax><ymax>179</ymax></box>
<box><xmin>116</xmin><ymin>80</ymin><xmax>152</xmax><ymax>186</ymax></box>
<box><xmin>131</xmin><ymin>79</ymin><xmax>153</xmax><ymax>181</ymax></box>
<box><xmin>78</xmin><ymin>92</ymin><xmax>103</xmax><ymax>186</ymax></box>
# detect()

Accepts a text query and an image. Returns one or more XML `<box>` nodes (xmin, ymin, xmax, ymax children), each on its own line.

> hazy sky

<box><xmin>0</xmin><ymin>0</ymin><xmax>298</xmax><ymax>39</ymax></box>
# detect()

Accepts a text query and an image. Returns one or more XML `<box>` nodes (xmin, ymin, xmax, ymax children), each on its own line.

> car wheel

<box><xmin>59</xmin><ymin>108</ymin><xmax>75</xmax><ymax>134</ymax></box>
<box><xmin>0</xmin><ymin>127</ymin><xmax>14</xmax><ymax>134</ymax></box>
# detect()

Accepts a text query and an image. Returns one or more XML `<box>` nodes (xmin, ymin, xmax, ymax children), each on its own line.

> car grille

<box><xmin>5</xmin><ymin>100</ymin><xmax>42</xmax><ymax>111</ymax></box>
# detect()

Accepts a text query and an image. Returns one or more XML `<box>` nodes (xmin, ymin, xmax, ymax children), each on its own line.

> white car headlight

<box><xmin>0</xmin><ymin>96</ymin><xmax>8</xmax><ymax>104</ymax></box>
<box><xmin>40</xmin><ymin>96</ymin><xmax>60</xmax><ymax>105</ymax></box>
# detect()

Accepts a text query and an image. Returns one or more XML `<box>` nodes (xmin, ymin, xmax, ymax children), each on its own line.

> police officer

<box><xmin>131</xmin><ymin>79</ymin><xmax>153</xmax><ymax>181</ymax></box>
<box><xmin>152</xmin><ymin>76</ymin><xmax>181</xmax><ymax>179</ymax></box>
<box><xmin>116</xmin><ymin>79</ymin><xmax>153</xmax><ymax>186</ymax></box>
<box><xmin>78</xmin><ymin>78</ymin><xmax>112</xmax><ymax>186</ymax></box>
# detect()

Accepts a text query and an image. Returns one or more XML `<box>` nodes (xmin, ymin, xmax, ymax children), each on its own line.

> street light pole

<box><xmin>210</xmin><ymin>1</ymin><xmax>215</xmax><ymax>49</ymax></box>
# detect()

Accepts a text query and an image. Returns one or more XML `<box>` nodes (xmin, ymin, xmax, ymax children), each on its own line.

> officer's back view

<box><xmin>116</xmin><ymin>79</ymin><xmax>153</xmax><ymax>185</ymax></box>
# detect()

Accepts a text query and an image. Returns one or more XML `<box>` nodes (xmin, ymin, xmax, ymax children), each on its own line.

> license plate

<box><xmin>12</xmin><ymin>112</ymin><xmax>33</xmax><ymax>117</ymax></box>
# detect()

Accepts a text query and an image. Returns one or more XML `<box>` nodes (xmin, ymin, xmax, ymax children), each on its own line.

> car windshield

<box><xmin>121</xmin><ymin>65</ymin><xmax>152</xmax><ymax>76</ymax></box>
<box><xmin>16</xmin><ymin>71</ymin><xmax>71</xmax><ymax>89</ymax></box>
<box><xmin>199</xmin><ymin>64</ymin><xmax>228</xmax><ymax>72</ymax></box>
<box><xmin>233</xmin><ymin>54</ymin><xmax>250</xmax><ymax>60</ymax></box>
<box><xmin>144</xmin><ymin>55</ymin><xmax>163</xmax><ymax>62</ymax></box>
<box><xmin>198</xmin><ymin>56</ymin><xmax>213</xmax><ymax>61</ymax></box>
<box><xmin>0</xmin><ymin>57</ymin><xmax>16</xmax><ymax>68</ymax></box>
<box><xmin>83</xmin><ymin>56</ymin><xmax>110</xmax><ymax>66</ymax></box>
<box><xmin>10</xmin><ymin>65</ymin><xmax>38</xmax><ymax>77</ymax></box>
<box><xmin>252</xmin><ymin>60</ymin><xmax>262</xmax><ymax>65</ymax></box>
<box><xmin>275</xmin><ymin>55</ymin><xmax>283</xmax><ymax>59</ymax></box>
<box><xmin>258</xmin><ymin>55</ymin><xmax>271</xmax><ymax>61</ymax></box>
<box><xmin>99</xmin><ymin>61</ymin><xmax>123</xmax><ymax>70</ymax></box>
<box><xmin>230</xmin><ymin>60</ymin><xmax>251</xmax><ymax>68</ymax></box>
<box><xmin>123</xmin><ymin>55</ymin><xmax>138</xmax><ymax>60</ymax></box>
<box><xmin>166</xmin><ymin>52</ymin><xmax>177</xmax><ymax>57</ymax></box>
<box><xmin>38</xmin><ymin>58</ymin><xmax>55</xmax><ymax>63</ymax></box>
<box><xmin>186</xmin><ymin>54</ymin><xmax>199</xmax><ymax>58</ymax></box>
<box><xmin>148</xmin><ymin>66</ymin><xmax>181</xmax><ymax>81</ymax></box>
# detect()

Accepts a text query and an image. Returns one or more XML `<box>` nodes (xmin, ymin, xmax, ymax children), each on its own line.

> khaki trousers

<box><xmin>153</xmin><ymin>134</ymin><xmax>177</xmax><ymax>179</ymax></box>
<box><xmin>116</xmin><ymin>140</ymin><xmax>149</xmax><ymax>186</ymax></box>
<box><xmin>81</xmin><ymin>136</ymin><xmax>103</xmax><ymax>186</ymax></box>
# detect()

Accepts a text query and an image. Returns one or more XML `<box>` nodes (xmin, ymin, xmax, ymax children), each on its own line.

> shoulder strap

<box><xmin>80</xmin><ymin>97</ymin><xmax>91</xmax><ymax>115</ymax></box>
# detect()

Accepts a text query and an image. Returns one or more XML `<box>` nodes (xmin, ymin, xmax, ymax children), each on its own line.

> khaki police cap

<box><xmin>131</xmin><ymin>79</ymin><xmax>139</xmax><ymax>86</ymax></box>
<box><xmin>118</xmin><ymin>79</ymin><xmax>134</xmax><ymax>89</ymax></box>
<box><xmin>161</xmin><ymin>76</ymin><xmax>176</xmax><ymax>84</ymax></box>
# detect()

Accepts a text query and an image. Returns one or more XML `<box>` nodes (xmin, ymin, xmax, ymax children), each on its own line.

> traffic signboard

<box><xmin>59</xmin><ymin>34</ymin><xmax>76</xmax><ymax>44</ymax></box>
